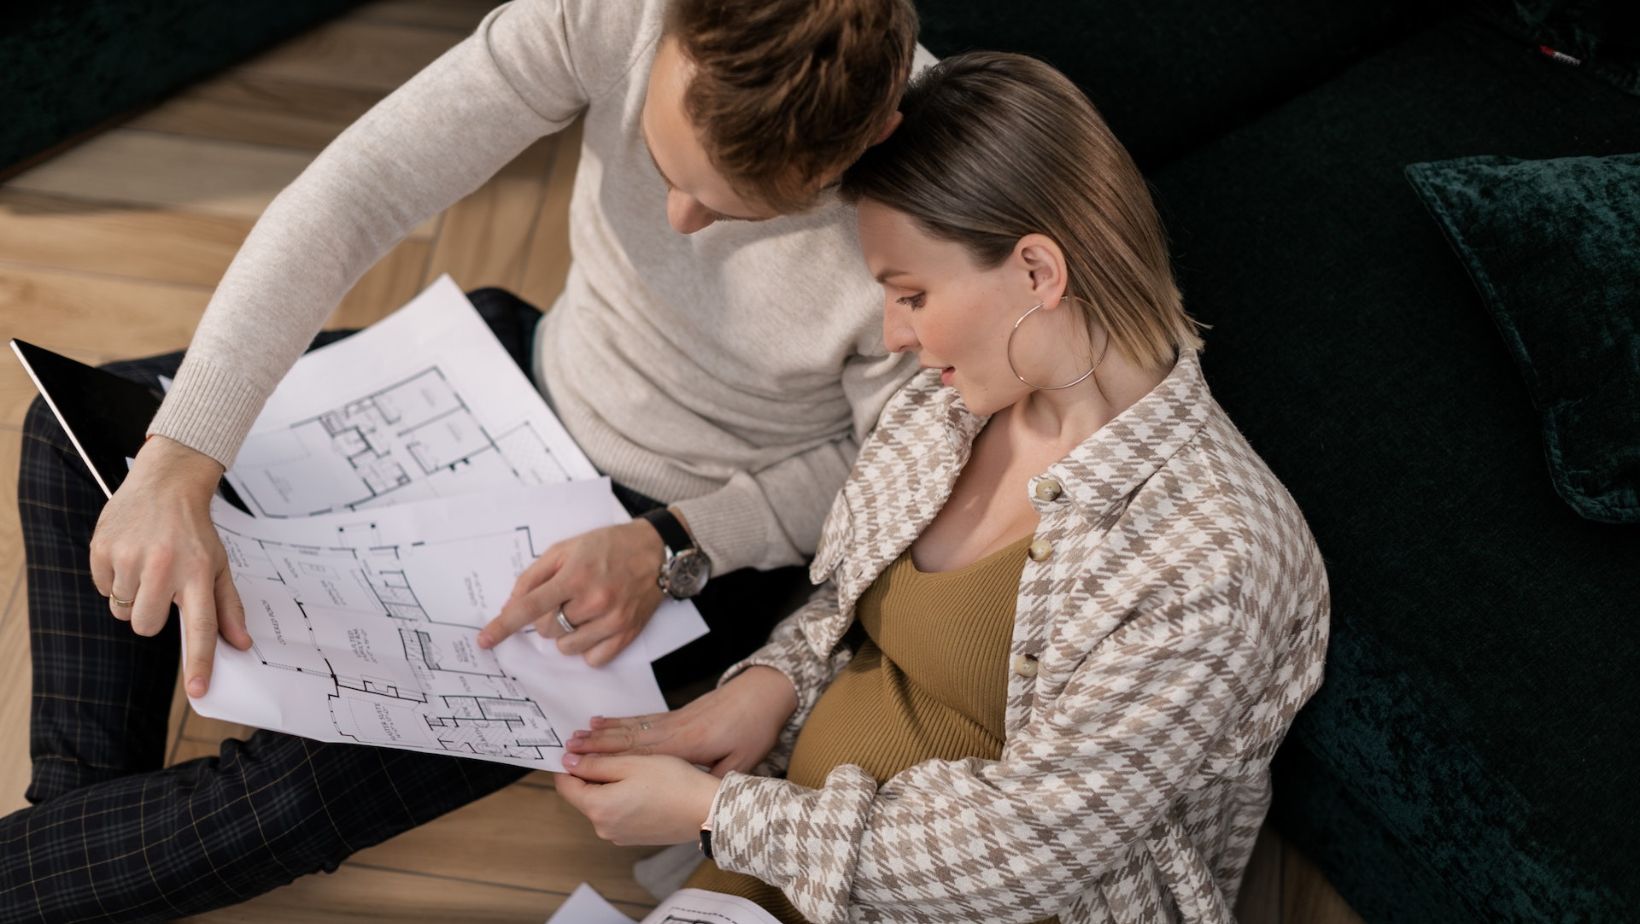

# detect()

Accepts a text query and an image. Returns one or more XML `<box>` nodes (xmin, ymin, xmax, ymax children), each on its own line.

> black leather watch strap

<box><xmin>698</xmin><ymin>826</ymin><xmax>714</xmax><ymax>859</ymax></box>
<box><xmin>640</xmin><ymin>507</ymin><xmax>694</xmax><ymax>554</ymax></box>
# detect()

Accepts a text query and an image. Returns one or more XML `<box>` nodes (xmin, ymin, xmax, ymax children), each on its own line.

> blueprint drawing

<box><xmin>192</xmin><ymin>481</ymin><xmax>707</xmax><ymax>771</ymax></box>
<box><xmin>226</xmin><ymin>276</ymin><xmax>597</xmax><ymax>517</ymax></box>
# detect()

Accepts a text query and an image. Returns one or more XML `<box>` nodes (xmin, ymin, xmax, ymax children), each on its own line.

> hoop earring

<box><xmin>1006</xmin><ymin>297</ymin><xmax>1110</xmax><ymax>390</ymax></box>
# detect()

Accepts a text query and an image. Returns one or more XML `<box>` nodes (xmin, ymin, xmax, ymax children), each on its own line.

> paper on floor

<box><xmin>547</xmin><ymin>885</ymin><xmax>638</xmax><ymax>924</ymax></box>
<box><xmin>547</xmin><ymin>885</ymin><xmax>782</xmax><ymax>924</ymax></box>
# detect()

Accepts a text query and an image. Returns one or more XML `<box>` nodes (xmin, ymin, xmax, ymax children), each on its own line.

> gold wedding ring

<box><xmin>109</xmin><ymin>593</ymin><xmax>135</xmax><ymax>608</ymax></box>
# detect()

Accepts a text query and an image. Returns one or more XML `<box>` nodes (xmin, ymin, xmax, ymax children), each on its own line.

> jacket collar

<box><xmin>1048</xmin><ymin>348</ymin><xmax>1213</xmax><ymax>522</ymax></box>
<box><xmin>936</xmin><ymin>348</ymin><xmax>1213</xmax><ymax>523</ymax></box>
<box><xmin>814</xmin><ymin>349</ymin><xmax>1213</xmax><ymax>609</ymax></box>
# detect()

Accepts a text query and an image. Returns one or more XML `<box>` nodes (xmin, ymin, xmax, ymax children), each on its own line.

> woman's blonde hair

<box><xmin>840</xmin><ymin>52</ymin><xmax>1204</xmax><ymax>369</ymax></box>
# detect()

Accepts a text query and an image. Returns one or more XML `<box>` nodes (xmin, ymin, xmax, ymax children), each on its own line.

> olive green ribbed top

<box><xmin>688</xmin><ymin>534</ymin><xmax>1058</xmax><ymax>924</ymax></box>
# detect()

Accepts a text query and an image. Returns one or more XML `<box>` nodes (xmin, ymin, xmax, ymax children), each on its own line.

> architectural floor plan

<box><xmin>225</xmin><ymin>276</ymin><xmax>597</xmax><ymax>517</ymax></box>
<box><xmin>195</xmin><ymin>483</ymin><xmax>707</xmax><ymax>771</ymax></box>
<box><xmin>190</xmin><ymin>278</ymin><xmax>705</xmax><ymax>770</ymax></box>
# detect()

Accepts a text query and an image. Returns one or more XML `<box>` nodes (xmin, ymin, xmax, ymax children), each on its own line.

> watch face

<box><xmin>663</xmin><ymin>549</ymin><xmax>711</xmax><ymax>598</ymax></box>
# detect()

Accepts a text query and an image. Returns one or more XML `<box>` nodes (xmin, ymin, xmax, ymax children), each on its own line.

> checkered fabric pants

<box><xmin>0</xmin><ymin>289</ymin><xmax>802</xmax><ymax>922</ymax></box>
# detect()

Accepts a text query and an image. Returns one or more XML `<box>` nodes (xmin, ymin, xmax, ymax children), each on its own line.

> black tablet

<box><xmin>11</xmin><ymin>339</ymin><xmax>164</xmax><ymax>499</ymax></box>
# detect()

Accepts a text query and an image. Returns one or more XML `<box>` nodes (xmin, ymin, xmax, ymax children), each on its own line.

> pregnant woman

<box><xmin>555</xmin><ymin>51</ymin><xmax>1330</xmax><ymax>924</ymax></box>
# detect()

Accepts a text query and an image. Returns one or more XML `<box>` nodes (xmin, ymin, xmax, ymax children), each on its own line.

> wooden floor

<box><xmin>0</xmin><ymin>2</ymin><xmax>1364</xmax><ymax>921</ymax></box>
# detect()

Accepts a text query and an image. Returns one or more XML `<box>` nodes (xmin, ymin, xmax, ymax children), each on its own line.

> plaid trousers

<box><xmin>0</xmin><ymin>289</ymin><xmax>803</xmax><ymax>922</ymax></box>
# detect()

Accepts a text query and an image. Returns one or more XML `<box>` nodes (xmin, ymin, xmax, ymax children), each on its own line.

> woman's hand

<box><xmin>567</xmin><ymin>665</ymin><xmax>798</xmax><ymax>775</ymax></box>
<box><xmin>556</xmin><ymin>754</ymin><xmax>721</xmax><ymax>846</ymax></box>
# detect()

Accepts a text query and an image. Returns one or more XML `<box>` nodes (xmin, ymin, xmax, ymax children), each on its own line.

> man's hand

<box><xmin>565</xmin><ymin>665</ymin><xmax>798</xmax><ymax>775</ymax></box>
<box><xmin>88</xmin><ymin>435</ymin><xmax>251</xmax><ymax>697</ymax></box>
<box><xmin>557</xmin><ymin>753</ymin><xmax>722</xmax><ymax>846</ymax></box>
<box><xmin>476</xmin><ymin>519</ymin><xmax>668</xmax><ymax>666</ymax></box>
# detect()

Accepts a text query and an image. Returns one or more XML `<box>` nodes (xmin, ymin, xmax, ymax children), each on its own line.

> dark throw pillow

<box><xmin>1405</xmin><ymin>153</ymin><xmax>1639</xmax><ymax>524</ymax></box>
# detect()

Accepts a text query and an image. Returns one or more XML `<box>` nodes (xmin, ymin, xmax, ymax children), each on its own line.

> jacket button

<box><xmin>1012</xmin><ymin>653</ymin><xmax>1040</xmax><ymax>678</ymax></box>
<box><xmin>1028</xmin><ymin>538</ymin><xmax>1054</xmax><ymax>562</ymax></box>
<box><xmin>1033</xmin><ymin>478</ymin><xmax>1062</xmax><ymax>502</ymax></box>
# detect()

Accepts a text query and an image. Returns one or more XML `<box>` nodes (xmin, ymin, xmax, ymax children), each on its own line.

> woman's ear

<box><xmin>1014</xmin><ymin>233</ymin><xmax>1069</xmax><ymax>307</ymax></box>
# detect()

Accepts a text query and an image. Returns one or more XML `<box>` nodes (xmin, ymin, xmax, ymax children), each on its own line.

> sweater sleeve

<box><xmin>148</xmin><ymin>0</ymin><xmax>651</xmax><ymax>467</ymax></box>
<box><xmin>672</xmin><ymin>340</ymin><xmax>913</xmax><ymax>574</ymax></box>
<box><xmin>708</xmin><ymin>567</ymin><xmax>1276</xmax><ymax>924</ymax></box>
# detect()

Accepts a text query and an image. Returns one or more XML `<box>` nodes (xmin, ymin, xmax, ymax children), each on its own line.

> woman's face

<box><xmin>856</xmin><ymin>198</ymin><xmax>1073</xmax><ymax>416</ymax></box>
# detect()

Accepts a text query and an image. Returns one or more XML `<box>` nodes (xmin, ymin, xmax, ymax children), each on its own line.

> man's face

<box><xmin>641</xmin><ymin>38</ymin><xmax>782</xmax><ymax>234</ymax></box>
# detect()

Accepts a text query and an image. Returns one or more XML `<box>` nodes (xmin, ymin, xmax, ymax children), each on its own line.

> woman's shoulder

<box><xmin>1093</xmin><ymin>403</ymin><xmax>1328</xmax><ymax>632</ymax></box>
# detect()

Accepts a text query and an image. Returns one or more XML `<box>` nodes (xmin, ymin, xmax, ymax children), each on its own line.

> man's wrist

<box><xmin>137</xmin><ymin>434</ymin><xmax>226</xmax><ymax>492</ymax></box>
<box><xmin>631</xmin><ymin>515</ymin><xmax>667</xmax><ymax>561</ymax></box>
<box><xmin>667</xmin><ymin>506</ymin><xmax>695</xmax><ymax>543</ymax></box>
<box><xmin>641</xmin><ymin>506</ymin><xmax>711</xmax><ymax>599</ymax></box>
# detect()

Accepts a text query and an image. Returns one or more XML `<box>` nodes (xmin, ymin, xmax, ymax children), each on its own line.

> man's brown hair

<box><xmin>840</xmin><ymin>52</ymin><xmax>1205</xmax><ymax>370</ymax></box>
<box><xmin>666</xmin><ymin>0</ymin><xmax>919</xmax><ymax>214</ymax></box>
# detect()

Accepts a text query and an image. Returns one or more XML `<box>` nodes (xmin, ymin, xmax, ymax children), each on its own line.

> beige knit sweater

<box><xmin>147</xmin><ymin>0</ymin><xmax>924</xmax><ymax>573</ymax></box>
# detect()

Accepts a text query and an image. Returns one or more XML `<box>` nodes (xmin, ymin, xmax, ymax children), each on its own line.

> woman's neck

<box><xmin>1009</xmin><ymin>346</ymin><xmax>1173</xmax><ymax>454</ymax></box>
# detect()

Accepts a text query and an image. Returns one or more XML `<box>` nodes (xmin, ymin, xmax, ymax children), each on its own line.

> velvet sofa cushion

<box><xmin>1405</xmin><ymin>153</ymin><xmax>1640</xmax><ymax>524</ymax></box>
<box><xmin>1147</xmin><ymin>14</ymin><xmax>1640</xmax><ymax>921</ymax></box>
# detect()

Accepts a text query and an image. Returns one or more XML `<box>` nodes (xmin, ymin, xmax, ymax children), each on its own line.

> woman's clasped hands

<box><xmin>555</xmin><ymin>665</ymin><xmax>798</xmax><ymax>845</ymax></box>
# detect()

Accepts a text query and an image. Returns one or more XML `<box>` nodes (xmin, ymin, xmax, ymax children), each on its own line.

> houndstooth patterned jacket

<box><xmin>707</xmin><ymin>348</ymin><xmax>1330</xmax><ymax>924</ymax></box>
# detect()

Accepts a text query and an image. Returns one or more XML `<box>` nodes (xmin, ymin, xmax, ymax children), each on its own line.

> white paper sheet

<box><xmin>224</xmin><ymin>275</ymin><xmax>597</xmax><ymax>518</ymax></box>
<box><xmin>547</xmin><ymin>886</ymin><xmax>782</xmax><ymax>924</ymax></box>
<box><xmin>190</xmin><ymin>480</ymin><xmax>708</xmax><ymax>771</ymax></box>
<box><xmin>547</xmin><ymin>884</ymin><xmax>639</xmax><ymax>924</ymax></box>
<box><xmin>640</xmin><ymin>889</ymin><xmax>783</xmax><ymax>924</ymax></box>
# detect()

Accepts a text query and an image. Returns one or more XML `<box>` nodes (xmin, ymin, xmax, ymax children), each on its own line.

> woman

<box><xmin>555</xmin><ymin>52</ymin><xmax>1330</xmax><ymax>924</ymax></box>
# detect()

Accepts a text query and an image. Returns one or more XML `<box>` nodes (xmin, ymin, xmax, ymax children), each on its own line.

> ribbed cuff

<box><xmin>672</xmin><ymin>474</ymin><xmax>780</xmax><ymax>574</ymax></box>
<box><xmin>145</xmin><ymin>355</ymin><xmax>267</xmax><ymax>469</ymax></box>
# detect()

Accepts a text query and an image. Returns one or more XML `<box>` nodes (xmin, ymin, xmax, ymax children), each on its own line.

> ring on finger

<box><xmin>110</xmin><ymin>592</ymin><xmax>135</xmax><ymax>608</ymax></box>
<box><xmin>555</xmin><ymin>609</ymin><xmax>576</xmax><ymax>635</ymax></box>
<box><xmin>640</xmin><ymin>721</ymin><xmax>651</xmax><ymax>732</ymax></box>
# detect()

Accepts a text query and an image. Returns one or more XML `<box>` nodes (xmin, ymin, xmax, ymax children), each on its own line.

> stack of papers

<box><xmin>189</xmin><ymin>277</ymin><xmax>707</xmax><ymax>771</ymax></box>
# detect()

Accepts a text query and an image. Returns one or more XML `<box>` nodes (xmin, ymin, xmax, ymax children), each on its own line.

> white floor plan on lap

<box><xmin>187</xmin><ymin>277</ymin><xmax>705</xmax><ymax>770</ymax></box>
<box><xmin>191</xmin><ymin>481</ymin><xmax>707</xmax><ymax>771</ymax></box>
<box><xmin>225</xmin><ymin>275</ymin><xmax>597</xmax><ymax>517</ymax></box>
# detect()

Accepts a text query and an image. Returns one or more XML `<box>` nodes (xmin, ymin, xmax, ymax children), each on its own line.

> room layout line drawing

<box><xmin>216</xmin><ymin>515</ymin><xmax>571</xmax><ymax>763</ymax></box>
<box><xmin>231</xmin><ymin>366</ymin><xmax>572</xmax><ymax>517</ymax></box>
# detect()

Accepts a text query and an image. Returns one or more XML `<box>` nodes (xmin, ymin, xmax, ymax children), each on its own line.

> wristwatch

<box><xmin>699</xmin><ymin>783</ymin><xmax>724</xmax><ymax>859</ymax></box>
<box><xmin>698</xmin><ymin>819</ymin><xmax>715</xmax><ymax>859</ymax></box>
<box><xmin>640</xmin><ymin>507</ymin><xmax>711</xmax><ymax>599</ymax></box>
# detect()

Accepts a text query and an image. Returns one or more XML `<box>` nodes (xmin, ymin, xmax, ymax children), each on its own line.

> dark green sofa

<box><xmin>919</xmin><ymin>0</ymin><xmax>1640</xmax><ymax>920</ymax></box>
<box><xmin>1</xmin><ymin>0</ymin><xmax>366</xmax><ymax>175</ymax></box>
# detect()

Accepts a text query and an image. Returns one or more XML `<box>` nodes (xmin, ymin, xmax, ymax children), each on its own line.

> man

<box><xmin>0</xmin><ymin>0</ymin><xmax>926</xmax><ymax>918</ymax></box>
